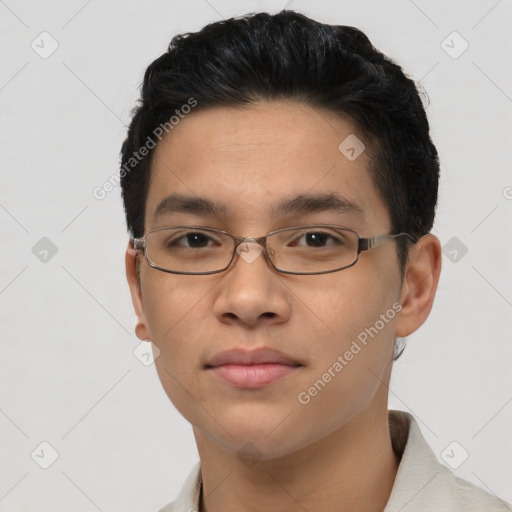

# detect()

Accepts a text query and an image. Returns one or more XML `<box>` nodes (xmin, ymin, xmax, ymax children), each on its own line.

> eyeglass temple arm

<box><xmin>358</xmin><ymin>233</ymin><xmax>417</xmax><ymax>252</ymax></box>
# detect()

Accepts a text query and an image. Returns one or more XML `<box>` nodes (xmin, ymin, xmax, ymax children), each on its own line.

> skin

<box><xmin>125</xmin><ymin>100</ymin><xmax>442</xmax><ymax>512</ymax></box>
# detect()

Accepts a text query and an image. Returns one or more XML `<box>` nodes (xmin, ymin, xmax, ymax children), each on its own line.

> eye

<box><xmin>168</xmin><ymin>231</ymin><xmax>219</xmax><ymax>249</ymax></box>
<box><xmin>292</xmin><ymin>231</ymin><xmax>343</xmax><ymax>248</ymax></box>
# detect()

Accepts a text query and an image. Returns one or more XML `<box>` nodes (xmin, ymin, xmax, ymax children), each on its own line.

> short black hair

<box><xmin>120</xmin><ymin>10</ymin><xmax>440</xmax><ymax>275</ymax></box>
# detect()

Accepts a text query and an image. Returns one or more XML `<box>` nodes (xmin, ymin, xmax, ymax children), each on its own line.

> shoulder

<box><xmin>438</xmin><ymin>471</ymin><xmax>512</xmax><ymax>511</ymax></box>
<box><xmin>385</xmin><ymin>410</ymin><xmax>511</xmax><ymax>512</ymax></box>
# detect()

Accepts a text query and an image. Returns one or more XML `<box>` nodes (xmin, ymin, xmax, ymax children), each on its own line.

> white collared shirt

<box><xmin>158</xmin><ymin>410</ymin><xmax>511</xmax><ymax>512</ymax></box>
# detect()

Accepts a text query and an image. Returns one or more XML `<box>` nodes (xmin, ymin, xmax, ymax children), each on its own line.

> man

<box><xmin>121</xmin><ymin>10</ymin><xmax>511</xmax><ymax>512</ymax></box>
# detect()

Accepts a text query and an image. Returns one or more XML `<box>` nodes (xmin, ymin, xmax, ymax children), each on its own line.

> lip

<box><xmin>206</xmin><ymin>348</ymin><xmax>303</xmax><ymax>389</ymax></box>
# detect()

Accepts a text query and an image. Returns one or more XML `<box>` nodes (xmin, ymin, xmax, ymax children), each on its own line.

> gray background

<box><xmin>1</xmin><ymin>0</ymin><xmax>511</xmax><ymax>510</ymax></box>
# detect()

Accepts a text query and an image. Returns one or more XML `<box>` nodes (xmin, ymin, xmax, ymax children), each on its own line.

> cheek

<box><xmin>288</xmin><ymin>273</ymin><xmax>398</xmax><ymax>439</ymax></box>
<box><xmin>140</xmin><ymin>274</ymin><xmax>211</xmax><ymax>390</ymax></box>
<box><xmin>295</xmin><ymin>266</ymin><xmax>399</xmax><ymax>391</ymax></box>
<box><xmin>141</xmin><ymin>275</ymin><xmax>215</xmax><ymax>423</ymax></box>
<box><xmin>141</xmin><ymin>273</ymin><xmax>210</xmax><ymax>342</ymax></box>
<box><xmin>294</xmin><ymin>265</ymin><xmax>398</xmax><ymax>345</ymax></box>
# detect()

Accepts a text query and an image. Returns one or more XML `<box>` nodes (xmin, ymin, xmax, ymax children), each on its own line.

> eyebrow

<box><xmin>152</xmin><ymin>192</ymin><xmax>364</xmax><ymax>222</ymax></box>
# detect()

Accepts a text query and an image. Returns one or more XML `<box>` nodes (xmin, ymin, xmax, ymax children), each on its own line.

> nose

<box><xmin>213</xmin><ymin>240</ymin><xmax>292</xmax><ymax>328</ymax></box>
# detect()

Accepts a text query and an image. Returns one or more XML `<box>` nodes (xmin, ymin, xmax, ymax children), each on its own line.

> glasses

<box><xmin>132</xmin><ymin>225</ymin><xmax>417</xmax><ymax>276</ymax></box>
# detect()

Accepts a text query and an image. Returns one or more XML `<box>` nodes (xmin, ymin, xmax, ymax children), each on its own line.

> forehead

<box><xmin>145</xmin><ymin>101</ymin><xmax>390</xmax><ymax>234</ymax></box>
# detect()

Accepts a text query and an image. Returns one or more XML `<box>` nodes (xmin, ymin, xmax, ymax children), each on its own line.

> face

<box><xmin>128</xmin><ymin>101</ymin><xmax>407</xmax><ymax>459</ymax></box>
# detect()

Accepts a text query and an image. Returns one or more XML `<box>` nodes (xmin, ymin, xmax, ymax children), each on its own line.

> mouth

<box><xmin>205</xmin><ymin>347</ymin><xmax>303</xmax><ymax>389</ymax></box>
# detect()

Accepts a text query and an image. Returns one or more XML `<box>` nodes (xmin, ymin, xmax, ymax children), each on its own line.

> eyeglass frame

<box><xmin>131</xmin><ymin>224</ymin><xmax>418</xmax><ymax>276</ymax></box>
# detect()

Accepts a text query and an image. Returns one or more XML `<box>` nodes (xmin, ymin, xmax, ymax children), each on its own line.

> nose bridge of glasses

<box><xmin>234</xmin><ymin>236</ymin><xmax>266</xmax><ymax>265</ymax></box>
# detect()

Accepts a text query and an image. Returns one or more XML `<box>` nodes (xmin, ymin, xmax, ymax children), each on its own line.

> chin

<box><xmin>215</xmin><ymin>428</ymin><xmax>307</xmax><ymax>461</ymax></box>
<box><xmin>193</xmin><ymin>407</ymin><xmax>322</xmax><ymax>462</ymax></box>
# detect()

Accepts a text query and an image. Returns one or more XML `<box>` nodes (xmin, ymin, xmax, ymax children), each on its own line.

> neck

<box><xmin>194</xmin><ymin>400</ymin><xmax>399</xmax><ymax>512</ymax></box>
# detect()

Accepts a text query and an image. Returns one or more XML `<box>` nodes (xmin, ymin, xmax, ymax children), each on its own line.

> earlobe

<box><xmin>125</xmin><ymin>242</ymin><xmax>151</xmax><ymax>341</ymax></box>
<box><xmin>395</xmin><ymin>234</ymin><xmax>442</xmax><ymax>338</ymax></box>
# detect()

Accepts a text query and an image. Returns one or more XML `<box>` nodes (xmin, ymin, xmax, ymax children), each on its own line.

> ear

<box><xmin>125</xmin><ymin>241</ymin><xmax>151</xmax><ymax>341</ymax></box>
<box><xmin>395</xmin><ymin>234</ymin><xmax>442</xmax><ymax>337</ymax></box>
